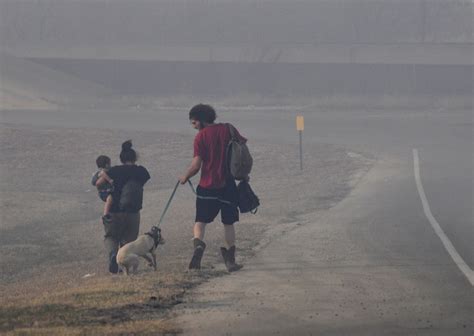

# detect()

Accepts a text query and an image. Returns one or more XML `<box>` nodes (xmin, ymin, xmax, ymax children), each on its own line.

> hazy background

<box><xmin>0</xmin><ymin>2</ymin><xmax>472</xmax><ymax>334</ymax></box>
<box><xmin>1</xmin><ymin>0</ymin><xmax>472</xmax><ymax>106</ymax></box>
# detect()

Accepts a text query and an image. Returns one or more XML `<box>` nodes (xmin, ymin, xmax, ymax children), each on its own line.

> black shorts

<box><xmin>195</xmin><ymin>180</ymin><xmax>239</xmax><ymax>225</ymax></box>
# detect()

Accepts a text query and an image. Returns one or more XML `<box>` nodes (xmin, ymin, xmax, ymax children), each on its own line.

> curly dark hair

<box><xmin>96</xmin><ymin>155</ymin><xmax>111</xmax><ymax>169</ymax></box>
<box><xmin>189</xmin><ymin>104</ymin><xmax>216</xmax><ymax>124</ymax></box>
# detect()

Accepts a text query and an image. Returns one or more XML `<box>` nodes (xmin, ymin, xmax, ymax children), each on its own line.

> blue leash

<box><xmin>157</xmin><ymin>181</ymin><xmax>180</xmax><ymax>228</ymax></box>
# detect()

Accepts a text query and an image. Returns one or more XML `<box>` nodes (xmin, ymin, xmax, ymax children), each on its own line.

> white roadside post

<box><xmin>296</xmin><ymin>115</ymin><xmax>304</xmax><ymax>170</ymax></box>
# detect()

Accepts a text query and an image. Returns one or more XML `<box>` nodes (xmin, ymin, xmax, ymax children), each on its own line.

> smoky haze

<box><xmin>0</xmin><ymin>0</ymin><xmax>472</xmax><ymax>97</ymax></box>
<box><xmin>1</xmin><ymin>2</ymin><xmax>473</xmax><ymax>335</ymax></box>
<box><xmin>1</xmin><ymin>1</ymin><xmax>472</xmax><ymax>46</ymax></box>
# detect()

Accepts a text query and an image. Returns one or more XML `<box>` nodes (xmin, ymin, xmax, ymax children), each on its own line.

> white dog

<box><xmin>116</xmin><ymin>226</ymin><xmax>165</xmax><ymax>275</ymax></box>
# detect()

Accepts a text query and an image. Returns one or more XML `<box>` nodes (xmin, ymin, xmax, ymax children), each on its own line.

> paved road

<box><xmin>170</xmin><ymin>107</ymin><xmax>473</xmax><ymax>335</ymax></box>
<box><xmin>174</xmin><ymin>155</ymin><xmax>472</xmax><ymax>335</ymax></box>
<box><xmin>1</xmin><ymin>105</ymin><xmax>472</xmax><ymax>334</ymax></box>
<box><xmin>227</xmin><ymin>107</ymin><xmax>473</xmax><ymax>268</ymax></box>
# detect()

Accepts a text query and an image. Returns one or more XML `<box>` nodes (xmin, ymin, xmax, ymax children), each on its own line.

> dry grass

<box><xmin>1</xmin><ymin>269</ymin><xmax>224</xmax><ymax>335</ymax></box>
<box><xmin>0</xmin><ymin>120</ymin><xmax>373</xmax><ymax>335</ymax></box>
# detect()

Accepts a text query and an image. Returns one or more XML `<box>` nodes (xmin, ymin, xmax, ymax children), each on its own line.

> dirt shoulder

<box><xmin>0</xmin><ymin>123</ymin><xmax>373</xmax><ymax>335</ymax></box>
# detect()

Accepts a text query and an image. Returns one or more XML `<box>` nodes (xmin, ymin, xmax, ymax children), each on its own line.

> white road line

<box><xmin>413</xmin><ymin>148</ymin><xmax>474</xmax><ymax>286</ymax></box>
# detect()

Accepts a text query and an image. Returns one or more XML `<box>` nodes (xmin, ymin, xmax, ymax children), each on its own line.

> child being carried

<box><xmin>91</xmin><ymin>155</ymin><xmax>114</xmax><ymax>224</ymax></box>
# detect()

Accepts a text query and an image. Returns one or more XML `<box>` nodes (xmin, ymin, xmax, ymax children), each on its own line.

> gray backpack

<box><xmin>226</xmin><ymin>124</ymin><xmax>253</xmax><ymax>180</ymax></box>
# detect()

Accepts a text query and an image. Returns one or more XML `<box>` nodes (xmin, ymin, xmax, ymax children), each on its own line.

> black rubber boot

<box><xmin>221</xmin><ymin>246</ymin><xmax>243</xmax><ymax>272</ymax></box>
<box><xmin>108</xmin><ymin>250</ymin><xmax>119</xmax><ymax>274</ymax></box>
<box><xmin>188</xmin><ymin>238</ymin><xmax>206</xmax><ymax>270</ymax></box>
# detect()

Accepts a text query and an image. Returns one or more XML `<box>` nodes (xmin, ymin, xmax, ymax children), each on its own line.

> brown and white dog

<box><xmin>116</xmin><ymin>226</ymin><xmax>165</xmax><ymax>275</ymax></box>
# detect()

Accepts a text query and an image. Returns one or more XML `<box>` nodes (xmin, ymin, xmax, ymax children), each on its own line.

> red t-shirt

<box><xmin>194</xmin><ymin>123</ymin><xmax>246</xmax><ymax>189</ymax></box>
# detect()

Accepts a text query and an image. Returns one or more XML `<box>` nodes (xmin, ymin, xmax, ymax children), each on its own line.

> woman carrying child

<box><xmin>95</xmin><ymin>140</ymin><xmax>150</xmax><ymax>274</ymax></box>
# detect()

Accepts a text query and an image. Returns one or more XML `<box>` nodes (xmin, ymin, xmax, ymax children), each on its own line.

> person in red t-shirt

<box><xmin>179</xmin><ymin>104</ymin><xmax>244</xmax><ymax>272</ymax></box>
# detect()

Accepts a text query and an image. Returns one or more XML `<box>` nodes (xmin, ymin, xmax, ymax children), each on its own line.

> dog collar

<box><xmin>145</xmin><ymin>232</ymin><xmax>160</xmax><ymax>249</ymax></box>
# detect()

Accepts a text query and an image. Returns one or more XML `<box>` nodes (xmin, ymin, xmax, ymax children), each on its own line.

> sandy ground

<box><xmin>0</xmin><ymin>121</ymin><xmax>372</xmax><ymax>307</ymax></box>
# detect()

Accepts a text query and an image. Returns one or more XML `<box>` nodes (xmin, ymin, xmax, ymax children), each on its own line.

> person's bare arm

<box><xmin>95</xmin><ymin>171</ymin><xmax>113</xmax><ymax>187</ymax></box>
<box><xmin>179</xmin><ymin>156</ymin><xmax>202</xmax><ymax>184</ymax></box>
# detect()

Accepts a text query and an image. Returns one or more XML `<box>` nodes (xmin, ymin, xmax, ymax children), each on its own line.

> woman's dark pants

<box><xmin>103</xmin><ymin>212</ymin><xmax>140</xmax><ymax>273</ymax></box>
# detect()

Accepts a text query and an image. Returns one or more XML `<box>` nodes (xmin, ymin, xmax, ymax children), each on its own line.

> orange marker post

<box><xmin>296</xmin><ymin>116</ymin><xmax>304</xmax><ymax>170</ymax></box>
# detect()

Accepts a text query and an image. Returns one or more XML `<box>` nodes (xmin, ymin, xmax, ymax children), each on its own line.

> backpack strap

<box><xmin>226</xmin><ymin>123</ymin><xmax>246</xmax><ymax>143</ymax></box>
<box><xmin>225</xmin><ymin>123</ymin><xmax>250</xmax><ymax>180</ymax></box>
<box><xmin>226</xmin><ymin>123</ymin><xmax>237</xmax><ymax>141</ymax></box>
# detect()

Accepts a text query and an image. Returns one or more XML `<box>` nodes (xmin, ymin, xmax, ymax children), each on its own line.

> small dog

<box><xmin>116</xmin><ymin>226</ymin><xmax>165</xmax><ymax>275</ymax></box>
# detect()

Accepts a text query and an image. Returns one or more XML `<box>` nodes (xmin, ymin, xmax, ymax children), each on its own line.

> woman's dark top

<box><xmin>107</xmin><ymin>164</ymin><xmax>150</xmax><ymax>213</ymax></box>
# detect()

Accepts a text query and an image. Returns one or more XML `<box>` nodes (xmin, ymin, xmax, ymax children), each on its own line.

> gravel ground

<box><xmin>0</xmin><ymin>122</ymin><xmax>373</xmax><ymax>306</ymax></box>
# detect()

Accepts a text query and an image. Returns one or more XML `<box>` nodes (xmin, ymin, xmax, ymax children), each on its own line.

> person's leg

<box><xmin>189</xmin><ymin>187</ymin><xmax>219</xmax><ymax>270</ymax></box>
<box><xmin>193</xmin><ymin>221</ymin><xmax>206</xmax><ymax>241</ymax></box>
<box><xmin>189</xmin><ymin>233</ymin><xmax>207</xmax><ymax>270</ymax></box>
<box><xmin>104</xmin><ymin>194</ymin><xmax>113</xmax><ymax>216</ymax></box>
<box><xmin>99</xmin><ymin>192</ymin><xmax>113</xmax><ymax>224</ymax></box>
<box><xmin>189</xmin><ymin>221</ymin><xmax>207</xmax><ymax>269</ymax></box>
<box><xmin>220</xmin><ymin>223</ymin><xmax>242</xmax><ymax>272</ymax></box>
<box><xmin>104</xmin><ymin>236</ymin><xmax>119</xmax><ymax>273</ymax></box>
<box><xmin>220</xmin><ymin>181</ymin><xmax>239</xmax><ymax>247</ymax></box>
<box><xmin>103</xmin><ymin>213</ymin><xmax>123</xmax><ymax>274</ymax></box>
<box><xmin>121</xmin><ymin>212</ymin><xmax>140</xmax><ymax>246</ymax></box>
<box><xmin>220</xmin><ymin>180</ymin><xmax>242</xmax><ymax>272</ymax></box>
<box><xmin>223</xmin><ymin>223</ymin><xmax>235</xmax><ymax>248</ymax></box>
